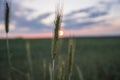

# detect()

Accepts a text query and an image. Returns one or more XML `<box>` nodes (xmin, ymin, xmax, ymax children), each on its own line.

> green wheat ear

<box><xmin>51</xmin><ymin>0</ymin><xmax>63</xmax><ymax>80</ymax></box>
<box><xmin>68</xmin><ymin>38</ymin><xmax>75</xmax><ymax>80</ymax></box>
<box><xmin>5</xmin><ymin>2</ymin><xmax>10</xmax><ymax>33</ymax></box>
<box><xmin>52</xmin><ymin>5</ymin><xmax>63</xmax><ymax>60</ymax></box>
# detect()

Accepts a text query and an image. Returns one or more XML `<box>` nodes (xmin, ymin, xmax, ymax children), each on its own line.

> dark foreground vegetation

<box><xmin>0</xmin><ymin>37</ymin><xmax>120</xmax><ymax>80</ymax></box>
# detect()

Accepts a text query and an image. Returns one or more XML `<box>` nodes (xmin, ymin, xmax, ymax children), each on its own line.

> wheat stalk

<box><xmin>58</xmin><ymin>56</ymin><xmax>65</xmax><ymax>80</ymax></box>
<box><xmin>76</xmin><ymin>65</ymin><xmax>84</xmax><ymax>80</ymax></box>
<box><xmin>26</xmin><ymin>40</ymin><xmax>34</xmax><ymax>80</ymax></box>
<box><xmin>49</xmin><ymin>64</ymin><xmax>52</xmax><ymax>80</ymax></box>
<box><xmin>4</xmin><ymin>2</ymin><xmax>12</xmax><ymax>80</ymax></box>
<box><xmin>27</xmin><ymin>73</ymin><xmax>31</xmax><ymax>80</ymax></box>
<box><xmin>51</xmin><ymin>0</ymin><xmax>63</xmax><ymax>80</ymax></box>
<box><xmin>43</xmin><ymin>59</ymin><xmax>47</xmax><ymax>80</ymax></box>
<box><xmin>68</xmin><ymin>38</ymin><xmax>75</xmax><ymax>80</ymax></box>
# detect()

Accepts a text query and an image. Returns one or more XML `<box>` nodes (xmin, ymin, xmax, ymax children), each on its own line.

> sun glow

<box><xmin>59</xmin><ymin>30</ymin><xmax>64</xmax><ymax>37</ymax></box>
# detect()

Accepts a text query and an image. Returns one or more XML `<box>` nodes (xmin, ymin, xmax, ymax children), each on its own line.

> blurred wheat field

<box><xmin>0</xmin><ymin>37</ymin><xmax>120</xmax><ymax>80</ymax></box>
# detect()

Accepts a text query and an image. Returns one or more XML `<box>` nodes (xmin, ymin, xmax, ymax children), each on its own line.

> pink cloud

<box><xmin>0</xmin><ymin>32</ymin><xmax>52</xmax><ymax>39</ymax></box>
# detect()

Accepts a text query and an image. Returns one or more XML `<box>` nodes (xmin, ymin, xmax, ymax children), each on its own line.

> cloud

<box><xmin>0</xmin><ymin>0</ymin><xmax>5</xmax><ymax>22</ymax></box>
<box><xmin>65</xmin><ymin>0</ymin><xmax>120</xmax><ymax>19</ymax></box>
<box><xmin>63</xmin><ymin>7</ymin><xmax>108</xmax><ymax>30</ymax></box>
<box><xmin>88</xmin><ymin>10</ymin><xmax>108</xmax><ymax>18</ymax></box>
<box><xmin>63</xmin><ymin>18</ymin><xmax>106</xmax><ymax>30</ymax></box>
<box><xmin>63</xmin><ymin>0</ymin><xmax>120</xmax><ymax>31</ymax></box>
<box><xmin>64</xmin><ymin>19</ymin><xmax>120</xmax><ymax>37</ymax></box>
<box><xmin>0</xmin><ymin>23</ymin><xmax>15</xmax><ymax>32</ymax></box>
<box><xmin>11</xmin><ymin>12</ymin><xmax>52</xmax><ymax>33</ymax></box>
<box><xmin>0</xmin><ymin>32</ymin><xmax>52</xmax><ymax>38</ymax></box>
<box><xmin>0</xmin><ymin>1</ymin><xmax>53</xmax><ymax>33</ymax></box>
<box><xmin>66</xmin><ymin>7</ymin><xmax>94</xmax><ymax>17</ymax></box>
<box><xmin>66</xmin><ymin>5</ymin><xmax>109</xmax><ymax>19</ymax></box>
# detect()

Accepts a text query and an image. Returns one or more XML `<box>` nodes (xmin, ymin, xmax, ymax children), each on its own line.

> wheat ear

<box><xmin>51</xmin><ymin>0</ymin><xmax>63</xmax><ymax>80</ymax></box>
<box><xmin>68</xmin><ymin>38</ymin><xmax>75</xmax><ymax>80</ymax></box>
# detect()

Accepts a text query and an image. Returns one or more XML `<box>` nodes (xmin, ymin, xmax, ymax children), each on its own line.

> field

<box><xmin>0</xmin><ymin>37</ymin><xmax>120</xmax><ymax>80</ymax></box>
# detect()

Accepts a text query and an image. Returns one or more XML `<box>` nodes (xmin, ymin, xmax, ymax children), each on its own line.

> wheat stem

<box><xmin>59</xmin><ymin>57</ymin><xmax>65</xmax><ymax>80</ymax></box>
<box><xmin>49</xmin><ymin>64</ymin><xmax>52</xmax><ymax>80</ymax></box>
<box><xmin>6</xmin><ymin>33</ymin><xmax>12</xmax><ymax>80</ymax></box>
<box><xmin>76</xmin><ymin>65</ymin><xmax>84</xmax><ymax>80</ymax></box>
<box><xmin>26</xmin><ymin>40</ymin><xmax>34</xmax><ymax>80</ymax></box>
<box><xmin>52</xmin><ymin>59</ymin><xmax>55</xmax><ymax>80</ymax></box>
<box><xmin>43</xmin><ymin>60</ymin><xmax>46</xmax><ymax>80</ymax></box>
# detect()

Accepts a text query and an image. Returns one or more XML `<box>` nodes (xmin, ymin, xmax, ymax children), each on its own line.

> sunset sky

<box><xmin>0</xmin><ymin>0</ymin><xmax>120</xmax><ymax>38</ymax></box>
